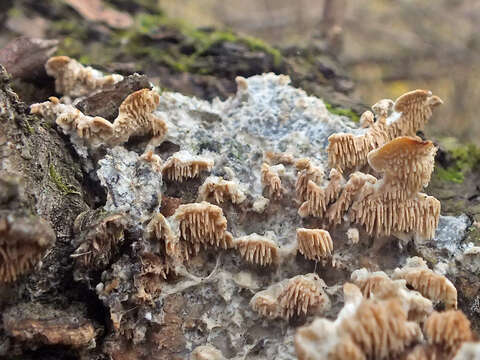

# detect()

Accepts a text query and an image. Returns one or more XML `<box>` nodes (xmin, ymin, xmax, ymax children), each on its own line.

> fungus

<box><xmin>0</xmin><ymin>214</ymin><xmax>55</xmax><ymax>283</ymax></box>
<box><xmin>261</xmin><ymin>162</ymin><xmax>284</xmax><ymax>199</ymax></box>
<box><xmin>346</xmin><ymin>227</ymin><xmax>359</xmax><ymax>244</ymax></box>
<box><xmin>45</xmin><ymin>55</ymin><xmax>123</xmax><ymax>98</ymax></box>
<box><xmin>393</xmin><ymin>257</ymin><xmax>457</xmax><ymax>309</ymax></box>
<box><xmin>171</xmin><ymin>202</ymin><xmax>233</xmax><ymax>259</ymax></box>
<box><xmin>296</xmin><ymin>228</ymin><xmax>333</xmax><ymax>261</ymax></box>
<box><xmin>234</xmin><ymin>233</ymin><xmax>279</xmax><ymax>266</ymax></box>
<box><xmin>278</xmin><ymin>274</ymin><xmax>329</xmax><ymax>319</ymax></box>
<box><xmin>249</xmin><ymin>282</ymin><xmax>282</xmax><ymax>319</ymax></box>
<box><xmin>298</xmin><ymin>168</ymin><xmax>345</xmax><ymax>218</ymax></box>
<box><xmin>31</xmin><ymin>89</ymin><xmax>167</xmax><ymax>150</ymax></box>
<box><xmin>197</xmin><ymin>176</ymin><xmax>246</xmax><ymax>204</ymax></box>
<box><xmin>191</xmin><ymin>344</ymin><xmax>226</xmax><ymax>360</ymax></box>
<box><xmin>162</xmin><ymin>151</ymin><xmax>214</xmax><ymax>182</ymax></box>
<box><xmin>295</xmin><ymin>158</ymin><xmax>325</xmax><ymax>202</ymax></box>
<box><xmin>359</xmin><ymin>110</ymin><xmax>374</xmax><ymax>128</ymax></box>
<box><xmin>250</xmin><ymin>273</ymin><xmax>329</xmax><ymax>320</ymax></box>
<box><xmin>326</xmin><ymin>172</ymin><xmax>376</xmax><ymax>225</ymax></box>
<box><xmin>424</xmin><ymin>311</ymin><xmax>473</xmax><ymax>355</ymax></box>
<box><xmin>264</xmin><ymin>151</ymin><xmax>295</xmax><ymax>165</ymax></box>
<box><xmin>144</xmin><ymin>213</ymin><xmax>179</xmax><ymax>261</ymax></box>
<box><xmin>72</xmin><ymin>211</ymin><xmax>127</xmax><ymax>270</ymax></box>
<box><xmin>142</xmin><ymin>213</ymin><xmax>181</xmax><ymax>287</ymax></box>
<box><xmin>308</xmin><ymin>137</ymin><xmax>441</xmax><ymax>241</ymax></box>
<box><xmin>351</xmin><ymin>268</ymin><xmax>433</xmax><ymax>323</ymax></box>
<box><xmin>295</xmin><ymin>283</ymin><xmax>422</xmax><ymax>360</ymax></box>
<box><xmin>327</xmin><ymin>89</ymin><xmax>442</xmax><ymax>171</ymax></box>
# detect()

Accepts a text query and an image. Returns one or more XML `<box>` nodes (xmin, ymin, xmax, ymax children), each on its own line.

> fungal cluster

<box><xmin>2</xmin><ymin>55</ymin><xmax>475</xmax><ymax>359</ymax></box>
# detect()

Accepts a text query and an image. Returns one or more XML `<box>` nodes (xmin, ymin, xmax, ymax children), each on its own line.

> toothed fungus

<box><xmin>295</xmin><ymin>158</ymin><xmax>325</xmax><ymax>202</ymax></box>
<box><xmin>162</xmin><ymin>151</ymin><xmax>214</xmax><ymax>182</ymax></box>
<box><xmin>296</xmin><ymin>228</ymin><xmax>333</xmax><ymax>261</ymax></box>
<box><xmin>142</xmin><ymin>214</ymin><xmax>181</xmax><ymax>284</ymax></box>
<box><xmin>45</xmin><ymin>55</ymin><xmax>123</xmax><ymax>97</ymax></box>
<box><xmin>261</xmin><ymin>162</ymin><xmax>284</xmax><ymax>199</ymax></box>
<box><xmin>295</xmin><ymin>283</ymin><xmax>422</xmax><ymax>360</ymax></box>
<box><xmin>424</xmin><ymin>311</ymin><xmax>473</xmax><ymax>355</ymax></box>
<box><xmin>264</xmin><ymin>151</ymin><xmax>295</xmax><ymax>165</ymax></box>
<box><xmin>234</xmin><ymin>233</ymin><xmax>279</xmax><ymax>266</ymax></box>
<box><xmin>31</xmin><ymin>89</ymin><xmax>166</xmax><ymax>150</ymax></box>
<box><xmin>72</xmin><ymin>211</ymin><xmax>127</xmax><ymax>270</ymax></box>
<box><xmin>0</xmin><ymin>214</ymin><xmax>55</xmax><ymax>283</ymax></box>
<box><xmin>346</xmin><ymin>228</ymin><xmax>359</xmax><ymax>244</ymax></box>
<box><xmin>172</xmin><ymin>202</ymin><xmax>233</xmax><ymax>259</ymax></box>
<box><xmin>348</xmin><ymin>137</ymin><xmax>440</xmax><ymax>240</ymax></box>
<box><xmin>197</xmin><ymin>176</ymin><xmax>246</xmax><ymax>204</ymax></box>
<box><xmin>393</xmin><ymin>257</ymin><xmax>457</xmax><ymax>309</ymax></box>
<box><xmin>327</xmin><ymin>89</ymin><xmax>442</xmax><ymax>171</ymax></box>
<box><xmin>351</xmin><ymin>268</ymin><xmax>433</xmax><ymax>322</ymax></box>
<box><xmin>144</xmin><ymin>213</ymin><xmax>179</xmax><ymax>261</ymax></box>
<box><xmin>298</xmin><ymin>168</ymin><xmax>345</xmax><ymax>218</ymax></box>
<box><xmin>250</xmin><ymin>273</ymin><xmax>329</xmax><ymax>320</ymax></box>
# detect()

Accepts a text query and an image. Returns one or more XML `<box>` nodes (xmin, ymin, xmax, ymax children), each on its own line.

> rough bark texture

<box><xmin>0</xmin><ymin>1</ymin><xmax>479</xmax><ymax>359</ymax></box>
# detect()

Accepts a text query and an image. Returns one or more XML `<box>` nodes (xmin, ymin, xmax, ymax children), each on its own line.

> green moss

<box><xmin>49</xmin><ymin>164</ymin><xmax>81</xmax><ymax>196</ymax></box>
<box><xmin>325</xmin><ymin>102</ymin><xmax>360</xmax><ymax>123</ymax></box>
<box><xmin>121</xmin><ymin>13</ymin><xmax>283</xmax><ymax>73</ymax></box>
<box><xmin>241</xmin><ymin>35</ymin><xmax>283</xmax><ymax>67</ymax></box>
<box><xmin>434</xmin><ymin>138</ymin><xmax>480</xmax><ymax>183</ymax></box>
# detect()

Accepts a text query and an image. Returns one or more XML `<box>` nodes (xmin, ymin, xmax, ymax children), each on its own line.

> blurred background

<box><xmin>1</xmin><ymin>0</ymin><xmax>479</xmax><ymax>144</ymax></box>
<box><xmin>160</xmin><ymin>0</ymin><xmax>480</xmax><ymax>144</ymax></box>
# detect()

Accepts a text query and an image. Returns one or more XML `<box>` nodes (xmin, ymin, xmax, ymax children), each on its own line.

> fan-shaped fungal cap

<box><xmin>295</xmin><ymin>283</ymin><xmax>422</xmax><ymax>360</ymax></box>
<box><xmin>251</xmin><ymin>273</ymin><xmax>329</xmax><ymax>320</ymax></box>
<box><xmin>31</xmin><ymin>88</ymin><xmax>166</xmax><ymax>150</ymax></box>
<box><xmin>424</xmin><ymin>311</ymin><xmax>473</xmax><ymax>354</ymax></box>
<box><xmin>360</xmin><ymin>110</ymin><xmax>374</xmax><ymax>128</ymax></box>
<box><xmin>393</xmin><ymin>257</ymin><xmax>457</xmax><ymax>309</ymax></box>
<box><xmin>367</xmin><ymin>137</ymin><xmax>436</xmax><ymax>197</ymax></box>
<box><xmin>162</xmin><ymin>151</ymin><xmax>214</xmax><ymax>182</ymax></box>
<box><xmin>351</xmin><ymin>268</ymin><xmax>433</xmax><ymax>322</ymax></box>
<box><xmin>0</xmin><ymin>214</ymin><xmax>55</xmax><ymax>283</ymax></box>
<box><xmin>372</xmin><ymin>98</ymin><xmax>394</xmax><ymax>120</ymax></box>
<box><xmin>172</xmin><ymin>201</ymin><xmax>233</xmax><ymax>259</ymax></box>
<box><xmin>327</xmin><ymin>89</ymin><xmax>442</xmax><ymax>172</ymax></box>
<box><xmin>110</xmin><ymin>88</ymin><xmax>165</xmax><ymax>147</ymax></box>
<box><xmin>234</xmin><ymin>233</ymin><xmax>279</xmax><ymax>266</ymax></box>
<box><xmin>144</xmin><ymin>213</ymin><xmax>179</xmax><ymax>260</ymax></box>
<box><xmin>264</xmin><ymin>151</ymin><xmax>295</xmax><ymax>165</ymax></box>
<box><xmin>394</xmin><ymin>90</ymin><xmax>443</xmax><ymax>113</ymax></box>
<box><xmin>261</xmin><ymin>163</ymin><xmax>284</xmax><ymax>199</ymax></box>
<box><xmin>72</xmin><ymin>211</ymin><xmax>127</xmax><ymax>270</ymax></box>
<box><xmin>197</xmin><ymin>176</ymin><xmax>246</xmax><ymax>204</ymax></box>
<box><xmin>296</xmin><ymin>228</ymin><xmax>333</xmax><ymax>261</ymax></box>
<box><xmin>279</xmin><ymin>273</ymin><xmax>329</xmax><ymax>319</ymax></box>
<box><xmin>295</xmin><ymin>158</ymin><xmax>325</xmax><ymax>202</ymax></box>
<box><xmin>46</xmin><ymin>55</ymin><xmax>123</xmax><ymax>97</ymax></box>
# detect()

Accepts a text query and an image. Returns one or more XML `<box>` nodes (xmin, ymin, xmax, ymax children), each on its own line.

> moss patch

<box><xmin>118</xmin><ymin>13</ymin><xmax>284</xmax><ymax>73</ymax></box>
<box><xmin>49</xmin><ymin>164</ymin><xmax>81</xmax><ymax>196</ymax></box>
<box><xmin>434</xmin><ymin>138</ymin><xmax>480</xmax><ymax>184</ymax></box>
<box><xmin>325</xmin><ymin>102</ymin><xmax>360</xmax><ymax>123</ymax></box>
